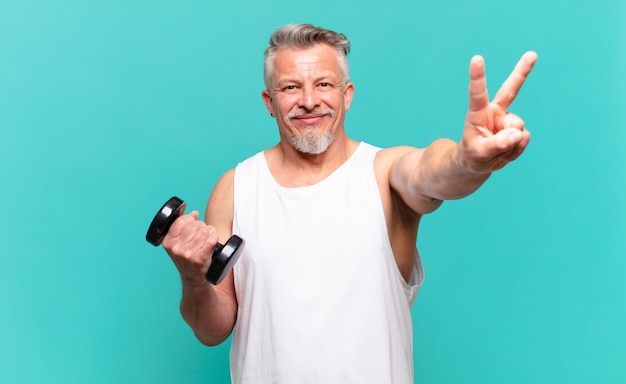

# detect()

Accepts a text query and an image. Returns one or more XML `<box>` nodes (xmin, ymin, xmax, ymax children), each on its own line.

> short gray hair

<box><xmin>263</xmin><ymin>24</ymin><xmax>351</xmax><ymax>90</ymax></box>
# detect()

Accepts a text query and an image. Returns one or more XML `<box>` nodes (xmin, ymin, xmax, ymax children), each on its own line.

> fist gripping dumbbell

<box><xmin>146</xmin><ymin>196</ymin><xmax>244</xmax><ymax>285</ymax></box>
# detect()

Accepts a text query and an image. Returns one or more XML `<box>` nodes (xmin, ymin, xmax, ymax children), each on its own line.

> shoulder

<box><xmin>212</xmin><ymin>169</ymin><xmax>235</xmax><ymax>199</ymax></box>
<box><xmin>372</xmin><ymin>146</ymin><xmax>422</xmax><ymax>213</ymax></box>
<box><xmin>374</xmin><ymin>145</ymin><xmax>442</xmax><ymax>215</ymax></box>
<box><xmin>374</xmin><ymin>145</ymin><xmax>424</xmax><ymax>177</ymax></box>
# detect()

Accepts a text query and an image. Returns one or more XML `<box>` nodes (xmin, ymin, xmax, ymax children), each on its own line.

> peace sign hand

<box><xmin>459</xmin><ymin>51</ymin><xmax>538</xmax><ymax>173</ymax></box>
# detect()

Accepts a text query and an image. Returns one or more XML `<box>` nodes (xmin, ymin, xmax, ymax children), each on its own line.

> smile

<box><xmin>292</xmin><ymin>114</ymin><xmax>326</xmax><ymax>125</ymax></box>
<box><xmin>288</xmin><ymin>108</ymin><xmax>336</xmax><ymax>125</ymax></box>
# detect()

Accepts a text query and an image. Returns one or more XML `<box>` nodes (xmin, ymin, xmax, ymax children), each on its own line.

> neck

<box><xmin>266</xmin><ymin>135</ymin><xmax>359</xmax><ymax>188</ymax></box>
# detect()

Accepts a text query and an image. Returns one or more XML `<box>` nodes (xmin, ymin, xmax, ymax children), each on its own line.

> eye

<box><xmin>283</xmin><ymin>85</ymin><xmax>298</xmax><ymax>91</ymax></box>
<box><xmin>319</xmin><ymin>82</ymin><xmax>330</xmax><ymax>87</ymax></box>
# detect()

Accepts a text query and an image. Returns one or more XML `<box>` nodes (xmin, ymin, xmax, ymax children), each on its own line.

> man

<box><xmin>162</xmin><ymin>24</ymin><xmax>537</xmax><ymax>383</ymax></box>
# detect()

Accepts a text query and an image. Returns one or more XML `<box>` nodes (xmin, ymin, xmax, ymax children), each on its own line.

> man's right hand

<box><xmin>161</xmin><ymin>211</ymin><xmax>219</xmax><ymax>284</ymax></box>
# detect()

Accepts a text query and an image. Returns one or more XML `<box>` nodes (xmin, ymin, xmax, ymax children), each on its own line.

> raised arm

<box><xmin>162</xmin><ymin>170</ymin><xmax>238</xmax><ymax>346</ymax></box>
<box><xmin>389</xmin><ymin>52</ymin><xmax>538</xmax><ymax>214</ymax></box>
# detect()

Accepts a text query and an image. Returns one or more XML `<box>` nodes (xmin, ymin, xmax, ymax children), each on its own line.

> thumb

<box><xmin>493</xmin><ymin>128</ymin><xmax>523</xmax><ymax>153</ymax></box>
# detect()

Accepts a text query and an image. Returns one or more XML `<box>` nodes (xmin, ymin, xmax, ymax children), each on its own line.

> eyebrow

<box><xmin>276</xmin><ymin>73</ymin><xmax>340</xmax><ymax>86</ymax></box>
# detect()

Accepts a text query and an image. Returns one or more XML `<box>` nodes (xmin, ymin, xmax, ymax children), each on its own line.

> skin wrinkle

<box><xmin>263</xmin><ymin>45</ymin><xmax>353</xmax><ymax>159</ymax></box>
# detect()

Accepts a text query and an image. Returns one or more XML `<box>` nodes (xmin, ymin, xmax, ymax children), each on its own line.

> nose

<box><xmin>298</xmin><ymin>85</ymin><xmax>321</xmax><ymax>111</ymax></box>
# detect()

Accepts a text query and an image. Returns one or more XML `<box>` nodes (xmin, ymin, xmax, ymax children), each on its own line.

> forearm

<box><xmin>390</xmin><ymin>139</ymin><xmax>491</xmax><ymax>214</ymax></box>
<box><xmin>417</xmin><ymin>138</ymin><xmax>491</xmax><ymax>201</ymax></box>
<box><xmin>179</xmin><ymin>278</ymin><xmax>236</xmax><ymax>346</ymax></box>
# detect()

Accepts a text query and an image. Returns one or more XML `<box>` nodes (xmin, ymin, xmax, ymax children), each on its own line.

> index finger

<box><xmin>492</xmin><ymin>51</ymin><xmax>538</xmax><ymax>110</ymax></box>
<box><xmin>167</xmin><ymin>211</ymin><xmax>200</xmax><ymax>238</ymax></box>
<box><xmin>468</xmin><ymin>54</ymin><xmax>489</xmax><ymax>112</ymax></box>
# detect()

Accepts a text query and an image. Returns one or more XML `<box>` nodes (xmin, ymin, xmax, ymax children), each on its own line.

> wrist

<box><xmin>181</xmin><ymin>274</ymin><xmax>211</xmax><ymax>290</ymax></box>
<box><xmin>456</xmin><ymin>141</ymin><xmax>492</xmax><ymax>176</ymax></box>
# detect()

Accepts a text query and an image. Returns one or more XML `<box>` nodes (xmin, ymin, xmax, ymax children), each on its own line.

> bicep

<box><xmin>204</xmin><ymin>169</ymin><xmax>238</xmax><ymax>307</ymax></box>
<box><xmin>205</xmin><ymin>169</ymin><xmax>235</xmax><ymax>239</ymax></box>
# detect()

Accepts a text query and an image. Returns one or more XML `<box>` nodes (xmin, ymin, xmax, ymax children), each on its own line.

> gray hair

<box><xmin>263</xmin><ymin>24</ymin><xmax>351</xmax><ymax>90</ymax></box>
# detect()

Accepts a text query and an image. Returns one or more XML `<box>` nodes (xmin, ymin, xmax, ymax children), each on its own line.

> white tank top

<box><xmin>231</xmin><ymin>142</ymin><xmax>424</xmax><ymax>384</ymax></box>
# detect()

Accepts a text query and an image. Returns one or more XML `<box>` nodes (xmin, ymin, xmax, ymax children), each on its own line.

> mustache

<box><xmin>287</xmin><ymin>108</ymin><xmax>336</xmax><ymax>119</ymax></box>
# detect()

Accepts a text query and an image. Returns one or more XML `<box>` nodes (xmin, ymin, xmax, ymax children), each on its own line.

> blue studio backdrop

<box><xmin>1</xmin><ymin>1</ymin><xmax>624</xmax><ymax>383</ymax></box>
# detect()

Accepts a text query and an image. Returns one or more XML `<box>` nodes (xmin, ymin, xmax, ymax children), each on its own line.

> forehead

<box><xmin>272</xmin><ymin>44</ymin><xmax>342</xmax><ymax>78</ymax></box>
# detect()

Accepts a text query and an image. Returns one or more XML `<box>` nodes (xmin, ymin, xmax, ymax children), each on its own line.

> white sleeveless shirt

<box><xmin>231</xmin><ymin>142</ymin><xmax>424</xmax><ymax>384</ymax></box>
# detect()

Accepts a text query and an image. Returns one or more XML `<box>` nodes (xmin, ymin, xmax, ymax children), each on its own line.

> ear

<box><xmin>261</xmin><ymin>89</ymin><xmax>274</xmax><ymax>117</ymax></box>
<box><xmin>343</xmin><ymin>82</ymin><xmax>355</xmax><ymax>111</ymax></box>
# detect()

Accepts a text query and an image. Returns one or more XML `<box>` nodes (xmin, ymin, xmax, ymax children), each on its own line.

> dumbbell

<box><xmin>145</xmin><ymin>196</ymin><xmax>244</xmax><ymax>285</ymax></box>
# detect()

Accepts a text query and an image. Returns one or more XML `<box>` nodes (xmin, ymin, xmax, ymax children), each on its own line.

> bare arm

<box><xmin>162</xmin><ymin>170</ymin><xmax>237</xmax><ymax>346</ymax></box>
<box><xmin>389</xmin><ymin>52</ymin><xmax>538</xmax><ymax>214</ymax></box>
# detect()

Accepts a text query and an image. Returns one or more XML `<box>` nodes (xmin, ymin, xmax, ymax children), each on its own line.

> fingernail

<box><xmin>509</xmin><ymin>130</ymin><xmax>522</xmax><ymax>144</ymax></box>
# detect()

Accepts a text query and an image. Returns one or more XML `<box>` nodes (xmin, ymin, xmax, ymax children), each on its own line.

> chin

<box><xmin>292</xmin><ymin>132</ymin><xmax>334</xmax><ymax>155</ymax></box>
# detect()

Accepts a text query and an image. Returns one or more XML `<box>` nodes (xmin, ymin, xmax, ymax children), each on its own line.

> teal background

<box><xmin>1</xmin><ymin>0</ymin><xmax>624</xmax><ymax>383</ymax></box>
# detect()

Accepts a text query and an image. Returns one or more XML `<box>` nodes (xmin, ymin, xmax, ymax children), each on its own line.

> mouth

<box><xmin>288</xmin><ymin>108</ymin><xmax>335</xmax><ymax>126</ymax></box>
<box><xmin>292</xmin><ymin>114</ymin><xmax>326</xmax><ymax>125</ymax></box>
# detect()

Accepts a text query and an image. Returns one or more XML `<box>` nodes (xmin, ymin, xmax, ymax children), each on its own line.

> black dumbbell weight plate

<box><xmin>146</xmin><ymin>196</ymin><xmax>186</xmax><ymax>246</ymax></box>
<box><xmin>206</xmin><ymin>235</ymin><xmax>245</xmax><ymax>285</ymax></box>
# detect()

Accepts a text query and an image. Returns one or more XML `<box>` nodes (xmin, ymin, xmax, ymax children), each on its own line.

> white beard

<box><xmin>287</xmin><ymin>108</ymin><xmax>337</xmax><ymax>155</ymax></box>
<box><xmin>290</xmin><ymin>127</ymin><xmax>334</xmax><ymax>155</ymax></box>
